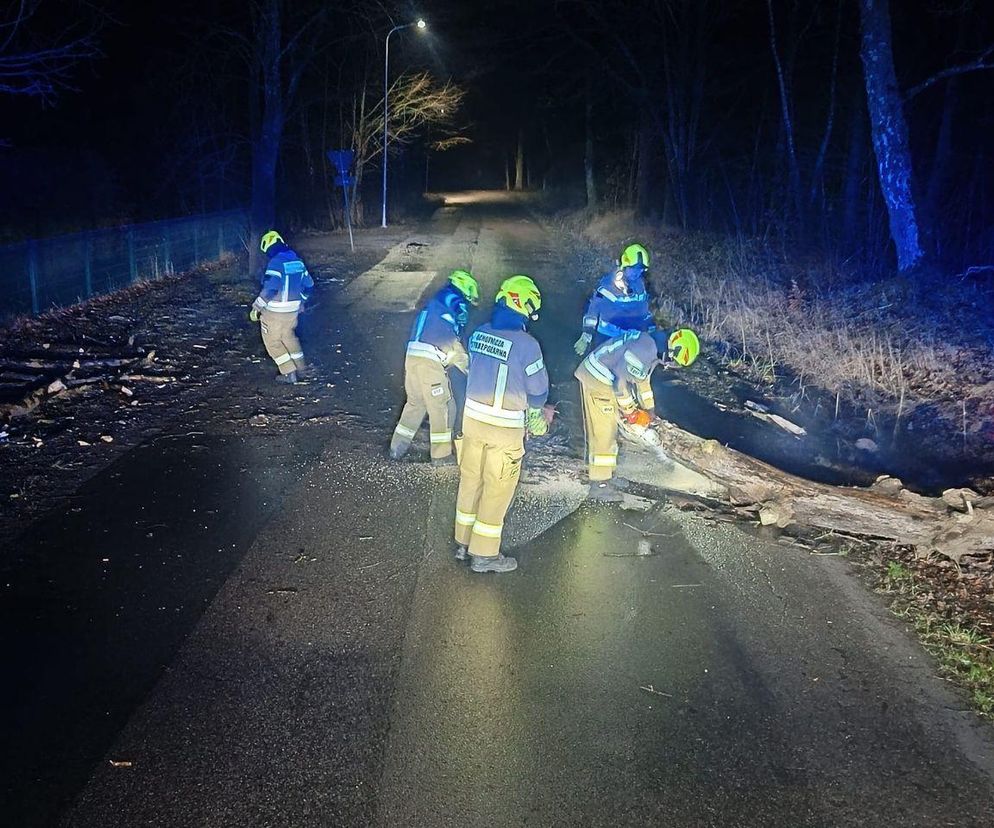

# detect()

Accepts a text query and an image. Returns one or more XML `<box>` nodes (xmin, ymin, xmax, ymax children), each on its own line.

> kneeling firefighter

<box><xmin>390</xmin><ymin>269</ymin><xmax>479</xmax><ymax>465</ymax></box>
<box><xmin>454</xmin><ymin>275</ymin><xmax>553</xmax><ymax>574</ymax></box>
<box><xmin>575</xmin><ymin>327</ymin><xmax>700</xmax><ymax>502</ymax></box>
<box><xmin>250</xmin><ymin>231</ymin><xmax>314</xmax><ymax>384</ymax></box>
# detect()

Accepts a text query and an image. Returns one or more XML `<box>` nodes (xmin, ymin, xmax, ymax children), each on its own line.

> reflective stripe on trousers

<box><xmin>577</xmin><ymin>373</ymin><xmax>620</xmax><ymax>482</ymax></box>
<box><xmin>259</xmin><ymin>309</ymin><xmax>304</xmax><ymax>375</ymax></box>
<box><xmin>453</xmin><ymin>417</ymin><xmax>524</xmax><ymax>557</ymax></box>
<box><xmin>390</xmin><ymin>355</ymin><xmax>455</xmax><ymax>459</ymax></box>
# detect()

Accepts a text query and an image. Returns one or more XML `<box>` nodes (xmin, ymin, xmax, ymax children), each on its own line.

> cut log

<box><xmin>118</xmin><ymin>374</ymin><xmax>177</xmax><ymax>384</ymax></box>
<box><xmin>651</xmin><ymin>421</ymin><xmax>994</xmax><ymax>564</ymax></box>
<box><xmin>0</xmin><ymin>356</ymin><xmax>138</xmax><ymax>373</ymax></box>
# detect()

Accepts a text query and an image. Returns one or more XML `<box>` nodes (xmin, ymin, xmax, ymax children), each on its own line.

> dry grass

<box><xmin>570</xmin><ymin>209</ymin><xmax>994</xmax><ymax>425</ymax></box>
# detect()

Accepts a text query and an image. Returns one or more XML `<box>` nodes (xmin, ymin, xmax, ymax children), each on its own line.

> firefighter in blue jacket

<box><xmin>390</xmin><ymin>269</ymin><xmax>479</xmax><ymax>465</ymax></box>
<box><xmin>574</xmin><ymin>242</ymin><xmax>655</xmax><ymax>355</ymax></box>
<box><xmin>575</xmin><ymin>327</ymin><xmax>700</xmax><ymax>501</ymax></box>
<box><xmin>454</xmin><ymin>275</ymin><xmax>552</xmax><ymax>574</ymax></box>
<box><xmin>250</xmin><ymin>231</ymin><xmax>314</xmax><ymax>384</ymax></box>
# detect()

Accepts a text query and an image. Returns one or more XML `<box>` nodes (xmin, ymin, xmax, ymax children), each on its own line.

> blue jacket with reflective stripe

<box><xmin>464</xmin><ymin>303</ymin><xmax>548</xmax><ymax>427</ymax></box>
<box><xmin>575</xmin><ymin>330</ymin><xmax>659</xmax><ymax>412</ymax></box>
<box><xmin>581</xmin><ymin>265</ymin><xmax>654</xmax><ymax>338</ymax></box>
<box><xmin>253</xmin><ymin>245</ymin><xmax>314</xmax><ymax>313</ymax></box>
<box><xmin>406</xmin><ymin>284</ymin><xmax>470</xmax><ymax>370</ymax></box>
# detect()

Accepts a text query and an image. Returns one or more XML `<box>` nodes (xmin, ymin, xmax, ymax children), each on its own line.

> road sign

<box><xmin>327</xmin><ymin>149</ymin><xmax>355</xmax><ymax>253</ymax></box>
<box><xmin>327</xmin><ymin>149</ymin><xmax>354</xmax><ymax>177</ymax></box>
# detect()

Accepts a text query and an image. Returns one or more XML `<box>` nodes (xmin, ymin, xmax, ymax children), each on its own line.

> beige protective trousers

<box><xmin>577</xmin><ymin>370</ymin><xmax>619</xmax><ymax>482</ymax></box>
<box><xmin>260</xmin><ymin>309</ymin><xmax>305</xmax><ymax>375</ymax></box>
<box><xmin>390</xmin><ymin>356</ymin><xmax>456</xmax><ymax>460</ymax></box>
<box><xmin>454</xmin><ymin>417</ymin><xmax>525</xmax><ymax>558</ymax></box>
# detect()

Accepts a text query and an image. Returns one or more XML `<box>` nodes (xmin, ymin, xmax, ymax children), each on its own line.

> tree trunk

<box><xmin>810</xmin><ymin>0</ymin><xmax>842</xmax><ymax>210</ymax></box>
<box><xmin>514</xmin><ymin>127</ymin><xmax>525</xmax><ymax>191</ymax></box>
<box><xmin>584</xmin><ymin>91</ymin><xmax>597</xmax><ymax>208</ymax></box>
<box><xmin>766</xmin><ymin>0</ymin><xmax>803</xmax><ymax>220</ymax></box>
<box><xmin>857</xmin><ymin>0</ymin><xmax>925</xmax><ymax>272</ymax></box>
<box><xmin>249</xmin><ymin>0</ymin><xmax>284</xmax><ymax>278</ymax></box>
<box><xmin>250</xmin><ymin>99</ymin><xmax>282</xmax><ymax>258</ymax></box>
<box><xmin>646</xmin><ymin>421</ymin><xmax>994</xmax><ymax>565</ymax></box>
<box><xmin>635</xmin><ymin>113</ymin><xmax>657</xmax><ymax>217</ymax></box>
<box><xmin>842</xmin><ymin>107</ymin><xmax>866</xmax><ymax>247</ymax></box>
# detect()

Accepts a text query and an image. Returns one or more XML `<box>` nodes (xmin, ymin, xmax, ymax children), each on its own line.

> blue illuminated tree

<box><xmin>857</xmin><ymin>0</ymin><xmax>924</xmax><ymax>273</ymax></box>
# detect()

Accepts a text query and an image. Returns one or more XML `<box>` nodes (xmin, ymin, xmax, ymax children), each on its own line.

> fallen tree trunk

<box><xmin>651</xmin><ymin>421</ymin><xmax>994</xmax><ymax>564</ymax></box>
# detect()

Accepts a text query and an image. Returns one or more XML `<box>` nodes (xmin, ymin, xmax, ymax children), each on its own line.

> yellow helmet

<box><xmin>668</xmin><ymin>328</ymin><xmax>700</xmax><ymax>367</ymax></box>
<box><xmin>260</xmin><ymin>230</ymin><xmax>284</xmax><ymax>253</ymax></box>
<box><xmin>620</xmin><ymin>242</ymin><xmax>650</xmax><ymax>268</ymax></box>
<box><xmin>496</xmin><ymin>275</ymin><xmax>542</xmax><ymax>320</ymax></box>
<box><xmin>448</xmin><ymin>269</ymin><xmax>480</xmax><ymax>306</ymax></box>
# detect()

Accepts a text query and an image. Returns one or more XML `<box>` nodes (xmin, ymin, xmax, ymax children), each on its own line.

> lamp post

<box><xmin>382</xmin><ymin>18</ymin><xmax>426</xmax><ymax>228</ymax></box>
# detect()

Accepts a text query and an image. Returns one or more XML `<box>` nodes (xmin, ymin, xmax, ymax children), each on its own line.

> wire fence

<box><xmin>0</xmin><ymin>210</ymin><xmax>248</xmax><ymax>321</ymax></box>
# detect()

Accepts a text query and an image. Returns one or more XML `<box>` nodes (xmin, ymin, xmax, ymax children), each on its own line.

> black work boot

<box><xmin>470</xmin><ymin>553</ymin><xmax>518</xmax><ymax>573</ymax></box>
<box><xmin>388</xmin><ymin>444</ymin><xmax>407</xmax><ymax>461</ymax></box>
<box><xmin>454</xmin><ymin>544</ymin><xmax>469</xmax><ymax>562</ymax></box>
<box><xmin>275</xmin><ymin>371</ymin><xmax>298</xmax><ymax>384</ymax></box>
<box><xmin>431</xmin><ymin>454</ymin><xmax>457</xmax><ymax>468</ymax></box>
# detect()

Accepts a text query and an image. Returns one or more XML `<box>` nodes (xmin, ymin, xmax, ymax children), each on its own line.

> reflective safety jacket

<box><xmin>464</xmin><ymin>312</ymin><xmax>549</xmax><ymax>429</ymax></box>
<box><xmin>581</xmin><ymin>266</ymin><xmax>654</xmax><ymax>339</ymax></box>
<box><xmin>575</xmin><ymin>330</ymin><xmax>658</xmax><ymax>414</ymax></box>
<box><xmin>405</xmin><ymin>284</ymin><xmax>470</xmax><ymax>372</ymax></box>
<box><xmin>253</xmin><ymin>247</ymin><xmax>314</xmax><ymax>314</ymax></box>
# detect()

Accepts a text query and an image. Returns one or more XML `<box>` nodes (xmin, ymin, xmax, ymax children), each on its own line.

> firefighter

<box><xmin>575</xmin><ymin>327</ymin><xmax>700</xmax><ymax>502</ymax></box>
<box><xmin>574</xmin><ymin>242</ymin><xmax>655</xmax><ymax>356</ymax></box>
<box><xmin>249</xmin><ymin>231</ymin><xmax>314</xmax><ymax>384</ymax></box>
<box><xmin>390</xmin><ymin>269</ymin><xmax>479</xmax><ymax>465</ymax></box>
<box><xmin>454</xmin><ymin>275</ymin><xmax>552</xmax><ymax>573</ymax></box>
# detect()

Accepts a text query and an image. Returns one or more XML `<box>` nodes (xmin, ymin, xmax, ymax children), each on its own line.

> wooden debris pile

<box><xmin>0</xmin><ymin>328</ymin><xmax>183</xmax><ymax>421</ymax></box>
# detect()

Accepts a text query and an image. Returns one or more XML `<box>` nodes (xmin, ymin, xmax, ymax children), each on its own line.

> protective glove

<box><xmin>526</xmin><ymin>407</ymin><xmax>549</xmax><ymax>437</ymax></box>
<box><xmin>249</xmin><ymin>308</ymin><xmax>261</xmax><ymax>323</ymax></box>
<box><xmin>624</xmin><ymin>409</ymin><xmax>652</xmax><ymax>428</ymax></box>
<box><xmin>574</xmin><ymin>332</ymin><xmax>593</xmax><ymax>355</ymax></box>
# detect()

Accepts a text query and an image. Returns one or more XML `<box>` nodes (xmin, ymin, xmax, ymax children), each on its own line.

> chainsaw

<box><xmin>617</xmin><ymin>410</ymin><xmax>663</xmax><ymax>447</ymax></box>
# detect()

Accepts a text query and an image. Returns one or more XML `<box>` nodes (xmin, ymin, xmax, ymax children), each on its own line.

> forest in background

<box><xmin>1</xmin><ymin>1</ymin><xmax>993</xmax><ymax>278</ymax></box>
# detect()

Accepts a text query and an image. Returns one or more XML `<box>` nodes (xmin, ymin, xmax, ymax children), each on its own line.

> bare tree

<box><xmin>857</xmin><ymin>0</ymin><xmax>925</xmax><ymax>272</ymax></box>
<box><xmin>0</xmin><ymin>0</ymin><xmax>101</xmax><ymax>104</ymax></box>
<box><xmin>245</xmin><ymin>0</ymin><xmax>330</xmax><ymax>271</ymax></box>
<box><xmin>584</xmin><ymin>81</ymin><xmax>596</xmax><ymax>208</ymax></box>
<box><xmin>345</xmin><ymin>70</ymin><xmax>467</xmax><ymax>221</ymax></box>
<box><xmin>765</xmin><ymin>0</ymin><xmax>802</xmax><ymax>217</ymax></box>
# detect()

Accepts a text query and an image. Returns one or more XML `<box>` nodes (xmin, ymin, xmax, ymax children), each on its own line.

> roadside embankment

<box><xmin>559</xmin><ymin>208</ymin><xmax>994</xmax><ymax>493</ymax></box>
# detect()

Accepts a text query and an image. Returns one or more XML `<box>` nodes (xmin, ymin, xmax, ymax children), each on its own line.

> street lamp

<box><xmin>382</xmin><ymin>18</ymin><xmax>427</xmax><ymax>228</ymax></box>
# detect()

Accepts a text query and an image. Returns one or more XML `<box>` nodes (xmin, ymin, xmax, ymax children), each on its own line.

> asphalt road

<box><xmin>3</xmin><ymin>192</ymin><xmax>994</xmax><ymax>827</ymax></box>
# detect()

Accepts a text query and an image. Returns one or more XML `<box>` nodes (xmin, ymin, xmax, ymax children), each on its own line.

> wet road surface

<box><xmin>3</xmin><ymin>192</ymin><xmax>994</xmax><ymax>826</ymax></box>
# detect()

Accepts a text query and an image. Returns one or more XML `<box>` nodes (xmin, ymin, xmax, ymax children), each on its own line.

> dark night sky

<box><xmin>3</xmin><ymin>0</ymin><xmax>993</xmax><ymax>264</ymax></box>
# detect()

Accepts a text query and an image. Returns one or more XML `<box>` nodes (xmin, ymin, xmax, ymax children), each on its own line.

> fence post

<box><xmin>84</xmin><ymin>233</ymin><xmax>93</xmax><ymax>298</ymax></box>
<box><xmin>128</xmin><ymin>227</ymin><xmax>137</xmax><ymax>283</ymax></box>
<box><xmin>27</xmin><ymin>240</ymin><xmax>40</xmax><ymax>315</ymax></box>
